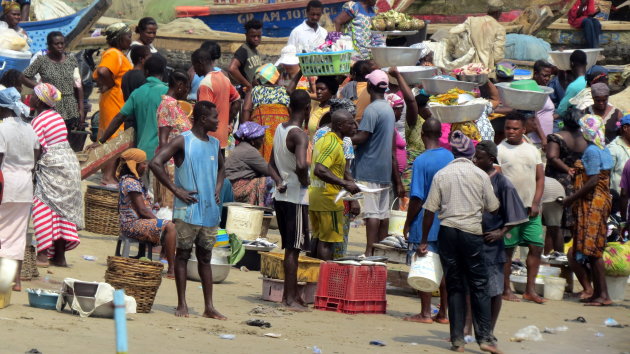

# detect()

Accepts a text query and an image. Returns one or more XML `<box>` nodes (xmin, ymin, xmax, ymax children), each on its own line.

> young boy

<box><xmin>228</xmin><ymin>19</ymin><xmax>263</xmax><ymax>93</ymax></box>
<box><xmin>151</xmin><ymin>101</ymin><xmax>226</xmax><ymax>319</ymax></box>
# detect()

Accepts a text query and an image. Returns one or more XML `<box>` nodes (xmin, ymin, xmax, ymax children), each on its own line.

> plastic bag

<box><xmin>504</xmin><ymin>34</ymin><xmax>552</xmax><ymax>62</ymax></box>
<box><xmin>155</xmin><ymin>207</ymin><xmax>173</xmax><ymax>221</ymax></box>
<box><xmin>513</xmin><ymin>325</ymin><xmax>543</xmax><ymax>342</ymax></box>
<box><xmin>0</xmin><ymin>28</ymin><xmax>28</xmax><ymax>51</ymax></box>
<box><xmin>603</xmin><ymin>242</ymin><xmax>630</xmax><ymax>277</ymax></box>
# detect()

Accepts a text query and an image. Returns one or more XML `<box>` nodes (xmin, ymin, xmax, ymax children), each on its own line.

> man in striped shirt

<box><xmin>308</xmin><ymin>110</ymin><xmax>359</xmax><ymax>261</ymax></box>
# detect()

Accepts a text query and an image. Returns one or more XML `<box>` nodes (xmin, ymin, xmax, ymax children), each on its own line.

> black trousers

<box><xmin>438</xmin><ymin>225</ymin><xmax>494</xmax><ymax>346</ymax></box>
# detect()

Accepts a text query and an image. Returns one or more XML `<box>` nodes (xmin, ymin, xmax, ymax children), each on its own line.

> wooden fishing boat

<box><xmin>175</xmin><ymin>0</ymin><xmax>413</xmax><ymax>38</ymax></box>
<box><xmin>0</xmin><ymin>0</ymin><xmax>110</xmax><ymax>73</ymax></box>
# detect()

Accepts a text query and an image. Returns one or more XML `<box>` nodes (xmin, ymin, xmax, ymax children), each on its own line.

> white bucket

<box><xmin>225</xmin><ymin>204</ymin><xmax>264</xmax><ymax>240</ymax></box>
<box><xmin>388</xmin><ymin>198</ymin><xmax>407</xmax><ymax>236</ymax></box>
<box><xmin>539</xmin><ymin>265</ymin><xmax>561</xmax><ymax>277</ymax></box>
<box><xmin>605</xmin><ymin>275</ymin><xmax>628</xmax><ymax>302</ymax></box>
<box><xmin>543</xmin><ymin>276</ymin><xmax>566</xmax><ymax>300</ymax></box>
<box><xmin>407</xmin><ymin>252</ymin><xmax>443</xmax><ymax>292</ymax></box>
<box><xmin>0</xmin><ymin>258</ymin><xmax>18</xmax><ymax>292</ymax></box>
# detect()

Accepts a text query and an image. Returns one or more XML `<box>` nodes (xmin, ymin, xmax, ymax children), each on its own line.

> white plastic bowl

<box><xmin>548</xmin><ymin>48</ymin><xmax>602</xmax><ymax>71</ymax></box>
<box><xmin>382</xmin><ymin>66</ymin><xmax>437</xmax><ymax>85</ymax></box>
<box><xmin>421</xmin><ymin>78</ymin><xmax>477</xmax><ymax>95</ymax></box>
<box><xmin>370</xmin><ymin>46</ymin><xmax>423</xmax><ymax>67</ymax></box>
<box><xmin>428</xmin><ymin>102</ymin><xmax>487</xmax><ymax>123</ymax></box>
<box><xmin>495</xmin><ymin>82</ymin><xmax>554</xmax><ymax>111</ymax></box>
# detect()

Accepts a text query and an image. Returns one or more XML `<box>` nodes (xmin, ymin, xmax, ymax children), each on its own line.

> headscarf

<box><xmin>410</xmin><ymin>42</ymin><xmax>432</xmax><ymax>61</ymax></box>
<box><xmin>34</xmin><ymin>83</ymin><xmax>62</xmax><ymax>108</ymax></box>
<box><xmin>450</xmin><ymin>130</ymin><xmax>475</xmax><ymax>159</ymax></box>
<box><xmin>488</xmin><ymin>0</ymin><xmax>504</xmax><ymax>12</ymax></box>
<box><xmin>329</xmin><ymin>98</ymin><xmax>356</xmax><ymax>117</ymax></box>
<box><xmin>476</xmin><ymin>140</ymin><xmax>498</xmax><ymax>160</ymax></box>
<box><xmin>385</xmin><ymin>93</ymin><xmax>404</xmax><ymax>108</ymax></box>
<box><xmin>256</xmin><ymin>63</ymin><xmax>280</xmax><ymax>85</ymax></box>
<box><xmin>0</xmin><ymin>87</ymin><xmax>30</xmax><ymax>117</ymax></box>
<box><xmin>2</xmin><ymin>1</ymin><xmax>20</xmax><ymax>15</ymax></box>
<box><xmin>496</xmin><ymin>62</ymin><xmax>515</xmax><ymax>79</ymax></box>
<box><xmin>579</xmin><ymin>114</ymin><xmax>605</xmax><ymax>149</ymax></box>
<box><xmin>234</xmin><ymin>121</ymin><xmax>267</xmax><ymax>141</ymax></box>
<box><xmin>104</xmin><ymin>23</ymin><xmax>131</xmax><ymax>44</ymax></box>
<box><xmin>116</xmin><ymin>148</ymin><xmax>147</xmax><ymax>179</ymax></box>
<box><xmin>590</xmin><ymin>82</ymin><xmax>610</xmax><ymax>97</ymax></box>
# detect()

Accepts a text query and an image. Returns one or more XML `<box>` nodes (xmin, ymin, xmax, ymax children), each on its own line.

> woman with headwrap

<box><xmin>225</xmin><ymin>122</ymin><xmax>283</xmax><ymax>207</ymax></box>
<box><xmin>333</xmin><ymin>0</ymin><xmax>384</xmax><ymax>60</ymax></box>
<box><xmin>0</xmin><ymin>1</ymin><xmax>29</xmax><ymax>47</ymax></box>
<box><xmin>22</xmin><ymin>32</ymin><xmax>85</xmax><ymax>151</ymax></box>
<box><xmin>29</xmin><ymin>83</ymin><xmax>83</xmax><ymax>267</ymax></box>
<box><xmin>586</xmin><ymin>82</ymin><xmax>623</xmax><ymax>143</ymax></box>
<box><xmin>0</xmin><ymin>87</ymin><xmax>39</xmax><ymax>291</ymax></box>
<box><xmin>563</xmin><ymin>114</ymin><xmax>613</xmax><ymax>306</ymax></box>
<box><xmin>118</xmin><ymin>148</ymin><xmax>177</xmax><ymax>278</ymax></box>
<box><xmin>241</xmin><ymin>63</ymin><xmax>301</xmax><ymax>161</ymax></box>
<box><xmin>92</xmin><ymin>23</ymin><xmax>133</xmax><ymax>186</ymax></box>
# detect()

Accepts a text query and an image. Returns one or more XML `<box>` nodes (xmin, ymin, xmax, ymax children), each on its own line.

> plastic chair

<box><xmin>115</xmin><ymin>233</ymin><xmax>153</xmax><ymax>260</ymax></box>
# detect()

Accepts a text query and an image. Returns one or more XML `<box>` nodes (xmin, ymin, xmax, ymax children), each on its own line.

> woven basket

<box><xmin>85</xmin><ymin>185</ymin><xmax>119</xmax><ymax>236</ymax></box>
<box><xmin>20</xmin><ymin>245</ymin><xmax>39</xmax><ymax>280</ymax></box>
<box><xmin>104</xmin><ymin>256</ymin><xmax>163</xmax><ymax>313</ymax></box>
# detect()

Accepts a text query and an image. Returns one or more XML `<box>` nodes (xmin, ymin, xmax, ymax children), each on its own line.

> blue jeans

<box><xmin>582</xmin><ymin>17</ymin><xmax>602</xmax><ymax>49</ymax></box>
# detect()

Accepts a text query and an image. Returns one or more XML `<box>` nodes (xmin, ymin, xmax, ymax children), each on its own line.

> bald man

<box><xmin>402</xmin><ymin>117</ymin><xmax>453</xmax><ymax>324</ymax></box>
<box><xmin>308</xmin><ymin>110</ymin><xmax>360</xmax><ymax>261</ymax></box>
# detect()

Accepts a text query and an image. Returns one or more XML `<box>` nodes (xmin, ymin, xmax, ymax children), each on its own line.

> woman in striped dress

<box><xmin>30</xmin><ymin>83</ymin><xmax>83</xmax><ymax>267</ymax></box>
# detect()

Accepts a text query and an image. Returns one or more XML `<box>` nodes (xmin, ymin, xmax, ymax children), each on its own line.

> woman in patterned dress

<box><xmin>241</xmin><ymin>63</ymin><xmax>301</xmax><ymax>161</ymax></box>
<box><xmin>118</xmin><ymin>148</ymin><xmax>177</xmax><ymax>278</ymax></box>
<box><xmin>334</xmin><ymin>0</ymin><xmax>384</xmax><ymax>60</ymax></box>
<box><xmin>155</xmin><ymin>70</ymin><xmax>191</xmax><ymax>209</ymax></box>
<box><xmin>30</xmin><ymin>83</ymin><xmax>84</xmax><ymax>268</ymax></box>
<box><xmin>22</xmin><ymin>31</ymin><xmax>85</xmax><ymax>151</ymax></box>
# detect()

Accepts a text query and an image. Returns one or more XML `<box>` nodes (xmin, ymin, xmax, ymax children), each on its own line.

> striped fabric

<box><xmin>31</xmin><ymin>109</ymin><xmax>68</xmax><ymax>149</ymax></box>
<box><xmin>33</xmin><ymin>198</ymin><xmax>80</xmax><ymax>257</ymax></box>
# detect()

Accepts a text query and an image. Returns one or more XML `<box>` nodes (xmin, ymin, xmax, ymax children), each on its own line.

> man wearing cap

<box><xmin>352</xmin><ymin>69</ymin><xmax>403</xmax><ymax>256</ymax></box>
<box><xmin>288</xmin><ymin>0</ymin><xmax>328</xmax><ymax>53</ymax></box>
<box><xmin>420</xmin><ymin>131</ymin><xmax>501</xmax><ymax>353</ymax></box>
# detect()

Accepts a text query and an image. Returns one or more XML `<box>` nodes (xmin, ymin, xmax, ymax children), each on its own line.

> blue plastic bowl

<box><xmin>27</xmin><ymin>289</ymin><xmax>59</xmax><ymax>310</ymax></box>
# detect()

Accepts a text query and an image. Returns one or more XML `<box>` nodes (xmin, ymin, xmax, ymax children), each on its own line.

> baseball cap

<box><xmin>365</xmin><ymin>69</ymin><xmax>389</xmax><ymax>89</ymax></box>
<box><xmin>620</xmin><ymin>113</ymin><xmax>630</xmax><ymax>126</ymax></box>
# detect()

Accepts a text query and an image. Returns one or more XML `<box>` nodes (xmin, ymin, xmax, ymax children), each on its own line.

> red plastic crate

<box><xmin>315</xmin><ymin>263</ymin><xmax>387</xmax><ymax>302</ymax></box>
<box><xmin>314</xmin><ymin>296</ymin><xmax>386</xmax><ymax>314</ymax></box>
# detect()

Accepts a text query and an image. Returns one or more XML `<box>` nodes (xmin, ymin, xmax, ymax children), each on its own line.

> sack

<box><xmin>56</xmin><ymin>278</ymin><xmax>136</xmax><ymax>318</ymax></box>
<box><xmin>603</xmin><ymin>242</ymin><xmax>630</xmax><ymax>277</ymax></box>
<box><xmin>0</xmin><ymin>28</ymin><xmax>28</xmax><ymax>51</ymax></box>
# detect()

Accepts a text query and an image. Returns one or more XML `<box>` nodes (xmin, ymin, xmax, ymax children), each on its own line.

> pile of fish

<box><xmin>243</xmin><ymin>238</ymin><xmax>277</xmax><ymax>248</ymax></box>
<box><xmin>379</xmin><ymin>235</ymin><xmax>408</xmax><ymax>249</ymax></box>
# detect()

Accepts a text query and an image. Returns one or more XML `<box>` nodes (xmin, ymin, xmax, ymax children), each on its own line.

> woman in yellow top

<box><xmin>93</xmin><ymin>23</ymin><xmax>133</xmax><ymax>186</ymax></box>
<box><xmin>308</xmin><ymin>76</ymin><xmax>340</xmax><ymax>139</ymax></box>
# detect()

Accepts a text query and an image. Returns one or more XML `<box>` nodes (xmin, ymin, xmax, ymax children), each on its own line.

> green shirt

<box><xmin>120</xmin><ymin>76</ymin><xmax>168</xmax><ymax>159</ymax></box>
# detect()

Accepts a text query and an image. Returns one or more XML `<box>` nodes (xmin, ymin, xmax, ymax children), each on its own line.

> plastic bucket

<box><xmin>605</xmin><ymin>275</ymin><xmax>628</xmax><ymax>302</ymax></box>
<box><xmin>538</xmin><ymin>265</ymin><xmax>561</xmax><ymax>277</ymax></box>
<box><xmin>388</xmin><ymin>198</ymin><xmax>407</xmax><ymax>237</ymax></box>
<box><xmin>226</xmin><ymin>204</ymin><xmax>264</xmax><ymax>240</ymax></box>
<box><xmin>407</xmin><ymin>252</ymin><xmax>443</xmax><ymax>292</ymax></box>
<box><xmin>543</xmin><ymin>276</ymin><xmax>566</xmax><ymax>300</ymax></box>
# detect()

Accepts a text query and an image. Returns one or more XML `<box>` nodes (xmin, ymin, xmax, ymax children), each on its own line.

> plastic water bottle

<box><xmin>312</xmin><ymin>346</ymin><xmax>322</xmax><ymax>354</ymax></box>
<box><xmin>431</xmin><ymin>304</ymin><xmax>439</xmax><ymax>315</ymax></box>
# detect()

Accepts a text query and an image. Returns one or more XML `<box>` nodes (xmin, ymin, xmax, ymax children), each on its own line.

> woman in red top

<box><xmin>568</xmin><ymin>0</ymin><xmax>602</xmax><ymax>48</ymax></box>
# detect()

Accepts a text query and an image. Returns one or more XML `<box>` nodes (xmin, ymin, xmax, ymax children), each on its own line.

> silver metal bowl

<box><xmin>383</xmin><ymin>66</ymin><xmax>437</xmax><ymax>85</ymax></box>
<box><xmin>187</xmin><ymin>248</ymin><xmax>231</xmax><ymax>283</ymax></box>
<box><xmin>495</xmin><ymin>82</ymin><xmax>553</xmax><ymax>111</ymax></box>
<box><xmin>370</xmin><ymin>46</ymin><xmax>423</xmax><ymax>67</ymax></box>
<box><xmin>421</xmin><ymin>78</ymin><xmax>477</xmax><ymax>95</ymax></box>
<box><xmin>428</xmin><ymin>102</ymin><xmax>487</xmax><ymax>123</ymax></box>
<box><xmin>457</xmin><ymin>73</ymin><xmax>489</xmax><ymax>86</ymax></box>
<box><xmin>548</xmin><ymin>48</ymin><xmax>602</xmax><ymax>71</ymax></box>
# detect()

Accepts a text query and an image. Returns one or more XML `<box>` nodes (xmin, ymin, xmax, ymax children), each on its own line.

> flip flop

<box><xmin>403</xmin><ymin>315</ymin><xmax>433</xmax><ymax>324</ymax></box>
<box><xmin>433</xmin><ymin>316</ymin><xmax>450</xmax><ymax>324</ymax></box>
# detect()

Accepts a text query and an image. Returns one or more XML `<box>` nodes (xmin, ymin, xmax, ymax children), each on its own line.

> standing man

<box><xmin>193</xmin><ymin>45</ymin><xmax>241</xmax><ymax>152</ymax></box>
<box><xmin>288</xmin><ymin>0</ymin><xmax>328</xmax><ymax>53</ymax></box>
<box><xmin>309</xmin><ymin>110</ymin><xmax>360</xmax><ymax>261</ymax></box>
<box><xmin>229</xmin><ymin>19</ymin><xmax>263</xmax><ymax>93</ymax></box>
<box><xmin>270</xmin><ymin>90</ymin><xmax>311</xmax><ymax>311</ymax></box>
<box><xmin>402</xmin><ymin>117</ymin><xmax>452</xmax><ymax>324</ymax></box>
<box><xmin>420</xmin><ymin>131</ymin><xmax>501</xmax><ymax>353</ymax></box>
<box><xmin>352</xmin><ymin>69</ymin><xmax>402</xmax><ymax>256</ymax></box>
<box><xmin>528</xmin><ymin>60</ymin><xmax>555</xmax><ymax>150</ymax></box>
<box><xmin>150</xmin><ymin>101</ymin><xmax>226</xmax><ymax>320</ymax></box>
<box><xmin>555</xmin><ymin>50</ymin><xmax>587</xmax><ymax>120</ymax></box>
<box><xmin>498</xmin><ymin>112</ymin><xmax>546</xmax><ymax>304</ymax></box>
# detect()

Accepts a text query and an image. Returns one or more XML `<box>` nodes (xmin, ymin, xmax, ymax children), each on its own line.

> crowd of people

<box><xmin>0</xmin><ymin>0</ymin><xmax>626</xmax><ymax>352</ymax></box>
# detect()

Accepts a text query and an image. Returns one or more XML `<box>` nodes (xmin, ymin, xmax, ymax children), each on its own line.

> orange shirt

<box><xmin>197</xmin><ymin>71</ymin><xmax>240</xmax><ymax>148</ymax></box>
<box><xmin>354</xmin><ymin>81</ymin><xmax>370</xmax><ymax>121</ymax></box>
<box><xmin>93</xmin><ymin>48</ymin><xmax>132</xmax><ymax>140</ymax></box>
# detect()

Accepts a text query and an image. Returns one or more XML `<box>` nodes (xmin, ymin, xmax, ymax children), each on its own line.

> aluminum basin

<box><xmin>370</xmin><ymin>46</ymin><xmax>423</xmax><ymax>67</ymax></box>
<box><xmin>495</xmin><ymin>82</ymin><xmax>553</xmax><ymax>111</ymax></box>
<box><xmin>548</xmin><ymin>48</ymin><xmax>602</xmax><ymax>71</ymax></box>
<box><xmin>383</xmin><ymin>66</ymin><xmax>437</xmax><ymax>85</ymax></box>
<box><xmin>428</xmin><ymin>102</ymin><xmax>487</xmax><ymax>124</ymax></box>
<box><xmin>421</xmin><ymin>78</ymin><xmax>477</xmax><ymax>95</ymax></box>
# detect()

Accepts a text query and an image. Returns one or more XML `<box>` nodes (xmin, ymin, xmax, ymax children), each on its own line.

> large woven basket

<box><xmin>85</xmin><ymin>184</ymin><xmax>119</xmax><ymax>236</ymax></box>
<box><xmin>104</xmin><ymin>256</ymin><xmax>163</xmax><ymax>313</ymax></box>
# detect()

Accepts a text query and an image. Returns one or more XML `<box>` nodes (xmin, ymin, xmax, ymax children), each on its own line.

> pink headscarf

<box><xmin>34</xmin><ymin>83</ymin><xmax>62</xmax><ymax>108</ymax></box>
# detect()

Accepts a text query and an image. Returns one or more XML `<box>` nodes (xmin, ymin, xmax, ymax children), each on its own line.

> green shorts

<box><xmin>504</xmin><ymin>215</ymin><xmax>544</xmax><ymax>248</ymax></box>
<box><xmin>174</xmin><ymin>219</ymin><xmax>217</xmax><ymax>251</ymax></box>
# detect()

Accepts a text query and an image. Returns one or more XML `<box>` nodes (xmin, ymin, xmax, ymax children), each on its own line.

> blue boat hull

<box><xmin>200</xmin><ymin>2</ymin><xmax>344</xmax><ymax>38</ymax></box>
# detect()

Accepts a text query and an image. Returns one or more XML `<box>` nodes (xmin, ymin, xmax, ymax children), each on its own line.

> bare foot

<box><xmin>583</xmin><ymin>297</ymin><xmax>613</xmax><ymax>306</ymax></box>
<box><xmin>403</xmin><ymin>314</ymin><xmax>433</xmax><ymax>323</ymax></box>
<box><xmin>450</xmin><ymin>345</ymin><xmax>465</xmax><ymax>352</ymax></box>
<box><xmin>433</xmin><ymin>315</ymin><xmax>449</xmax><ymax>324</ymax></box>
<box><xmin>175</xmin><ymin>304</ymin><xmax>189</xmax><ymax>317</ymax></box>
<box><xmin>480</xmin><ymin>343</ymin><xmax>503</xmax><ymax>354</ymax></box>
<box><xmin>576</xmin><ymin>290</ymin><xmax>594</xmax><ymax>300</ymax></box>
<box><xmin>164</xmin><ymin>271</ymin><xmax>175</xmax><ymax>280</ymax></box>
<box><xmin>282</xmin><ymin>300</ymin><xmax>309</xmax><ymax>312</ymax></box>
<box><xmin>49</xmin><ymin>258</ymin><xmax>68</xmax><ymax>267</ymax></box>
<box><xmin>522</xmin><ymin>292</ymin><xmax>547</xmax><ymax>304</ymax></box>
<box><xmin>36</xmin><ymin>254</ymin><xmax>49</xmax><ymax>268</ymax></box>
<box><xmin>12</xmin><ymin>283</ymin><xmax>21</xmax><ymax>292</ymax></box>
<box><xmin>202</xmin><ymin>308</ymin><xmax>227</xmax><ymax>320</ymax></box>
<box><xmin>502</xmin><ymin>292</ymin><xmax>521</xmax><ymax>302</ymax></box>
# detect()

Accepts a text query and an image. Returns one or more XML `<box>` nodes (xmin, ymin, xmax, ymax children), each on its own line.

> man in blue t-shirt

<box><xmin>402</xmin><ymin>117</ymin><xmax>453</xmax><ymax>324</ymax></box>
<box><xmin>555</xmin><ymin>50</ymin><xmax>587</xmax><ymax>119</ymax></box>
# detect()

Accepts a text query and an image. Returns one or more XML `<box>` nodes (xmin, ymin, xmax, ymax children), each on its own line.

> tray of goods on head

<box><xmin>496</xmin><ymin>80</ymin><xmax>554</xmax><ymax>111</ymax></box>
<box><xmin>454</xmin><ymin>63</ymin><xmax>491</xmax><ymax>86</ymax></box>
<box><xmin>420</xmin><ymin>78</ymin><xmax>477</xmax><ymax>96</ymax></box>
<box><xmin>382</xmin><ymin>66</ymin><xmax>437</xmax><ymax>85</ymax></box>
<box><xmin>548</xmin><ymin>48</ymin><xmax>602</xmax><ymax>71</ymax></box>
<box><xmin>428</xmin><ymin>89</ymin><xmax>489</xmax><ymax>124</ymax></box>
<box><xmin>370</xmin><ymin>46</ymin><xmax>425</xmax><ymax>67</ymax></box>
<box><xmin>371</xmin><ymin>10</ymin><xmax>425</xmax><ymax>34</ymax></box>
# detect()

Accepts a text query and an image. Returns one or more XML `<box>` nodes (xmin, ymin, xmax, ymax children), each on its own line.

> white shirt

<box><xmin>127</xmin><ymin>41</ymin><xmax>158</xmax><ymax>62</ymax></box>
<box><xmin>287</xmin><ymin>21</ymin><xmax>328</xmax><ymax>53</ymax></box>
<box><xmin>498</xmin><ymin>140</ymin><xmax>543</xmax><ymax>208</ymax></box>
<box><xmin>0</xmin><ymin>117</ymin><xmax>40</xmax><ymax>203</ymax></box>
